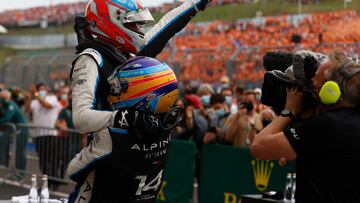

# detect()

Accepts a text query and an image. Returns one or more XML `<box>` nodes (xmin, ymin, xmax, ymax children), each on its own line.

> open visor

<box><xmin>123</xmin><ymin>8</ymin><xmax>154</xmax><ymax>24</ymax></box>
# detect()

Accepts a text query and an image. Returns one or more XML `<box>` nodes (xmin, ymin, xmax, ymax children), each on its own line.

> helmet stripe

<box><xmin>127</xmin><ymin>79</ymin><xmax>177</xmax><ymax>99</ymax></box>
<box><xmin>111</xmin><ymin>0</ymin><xmax>137</xmax><ymax>11</ymax></box>
<box><xmin>149</xmin><ymin>96</ymin><xmax>161</xmax><ymax>112</ymax></box>
<box><xmin>112</xmin><ymin>82</ymin><xmax>177</xmax><ymax>110</ymax></box>
<box><xmin>128</xmin><ymin>71</ymin><xmax>174</xmax><ymax>86</ymax></box>
<box><xmin>118</xmin><ymin>64</ymin><xmax>169</xmax><ymax>78</ymax></box>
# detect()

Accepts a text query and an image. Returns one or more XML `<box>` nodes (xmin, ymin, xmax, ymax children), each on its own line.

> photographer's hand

<box><xmin>285</xmin><ymin>87</ymin><xmax>304</xmax><ymax>118</ymax></box>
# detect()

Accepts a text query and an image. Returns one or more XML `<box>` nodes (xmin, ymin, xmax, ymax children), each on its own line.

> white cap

<box><xmin>254</xmin><ymin>87</ymin><xmax>262</xmax><ymax>95</ymax></box>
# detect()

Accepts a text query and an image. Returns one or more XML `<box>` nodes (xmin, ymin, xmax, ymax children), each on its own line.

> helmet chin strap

<box><xmin>74</xmin><ymin>16</ymin><xmax>94</xmax><ymax>44</ymax></box>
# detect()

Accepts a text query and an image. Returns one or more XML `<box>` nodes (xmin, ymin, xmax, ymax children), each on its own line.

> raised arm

<box><xmin>138</xmin><ymin>0</ymin><xmax>211</xmax><ymax>57</ymax></box>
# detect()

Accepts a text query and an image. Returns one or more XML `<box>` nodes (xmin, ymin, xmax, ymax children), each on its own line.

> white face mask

<box><xmin>61</xmin><ymin>94</ymin><xmax>68</xmax><ymax>101</ymax></box>
<box><xmin>38</xmin><ymin>90</ymin><xmax>47</xmax><ymax>98</ymax></box>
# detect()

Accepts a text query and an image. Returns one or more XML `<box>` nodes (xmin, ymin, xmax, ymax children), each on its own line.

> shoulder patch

<box><xmin>80</xmin><ymin>48</ymin><xmax>104</xmax><ymax>68</ymax></box>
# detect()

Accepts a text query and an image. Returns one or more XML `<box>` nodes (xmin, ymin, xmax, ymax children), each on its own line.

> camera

<box><xmin>260</xmin><ymin>50</ymin><xmax>325</xmax><ymax>114</ymax></box>
<box><xmin>240</xmin><ymin>101</ymin><xmax>254</xmax><ymax>112</ymax></box>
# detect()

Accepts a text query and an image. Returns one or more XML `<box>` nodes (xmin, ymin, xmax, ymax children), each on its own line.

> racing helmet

<box><xmin>108</xmin><ymin>56</ymin><xmax>179</xmax><ymax>114</ymax></box>
<box><xmin>85</xmin><ymin>0</ymin><xmax>154</xmax><ymax>54</ymax></box>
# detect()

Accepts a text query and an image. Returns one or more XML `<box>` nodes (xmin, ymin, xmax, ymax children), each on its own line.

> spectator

<box><xmin>223</xmin><ymin>99</ymin><xmax>257</xmax><ymax>147</ymax></box>
<box><xmin>260</xmin><ymin>108</ymin><xmax>276</xmax><ymax>127</ymax></box>
<box><xmin>221</xmin><ymin>87</ymin><xmax>237</xmax><ymax>114</ymax></box>
<box><xmin>216</xmin><ymin>75</ymin><xmax>231</xmax><ymax>93</ymax></box>
<box><xmin>171</xmin><ymin>98</ymin><xmax>187</xmax><ymax>138</ymax></box>
<box><xmin>57</xmin><ymin>86</ymin><xmax>70</xmax><ymax>108</ymax></box>
<box><xmin>9</xmin><ymin>86</ymin><xmax>31</xmax><ymax>111</ymax></box>
<box><xmin>24</xmin><ymin>82</ymin><xmax>61</xmax><ymax>189</ymax></box>
<box><xmin>0</xmin><ymin>89</ymin><xmax>28</xmax><ymax>176</ymax></box>
<box><xmin>243</xmin><ymin>90</ymin><xmax>264</xmax><ymax>132</ymax></box>
<box><xmin>235</xmin><ymin>86</ymin><xmax>245</xmax><ymax>103</ymax></box>
<box><xmin>25</xmin><ymin>83</ymin><xmax>60</xmax><ymax>128</ymax></box>
<box><xmin>197</xmin><ymin>83</ymin><xmax>215</xmax><ymax>108</ymax></box>
<box><xmin>203</xmin><ymin>93</ymin><xmax>230</xmax><ymax>144</ymax></box>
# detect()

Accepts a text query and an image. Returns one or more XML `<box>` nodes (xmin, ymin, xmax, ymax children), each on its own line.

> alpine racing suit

<box><xmin>68</xmin><ymin>0</ymin><xmax>210</xmax><ymax>202</ymax></box>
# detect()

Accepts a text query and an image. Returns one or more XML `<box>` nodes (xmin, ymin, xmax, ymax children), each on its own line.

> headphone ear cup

<box><xmin>318</xmin><ymin>81</ymin><xmax>342</xmax><ymax>105</ymax></box>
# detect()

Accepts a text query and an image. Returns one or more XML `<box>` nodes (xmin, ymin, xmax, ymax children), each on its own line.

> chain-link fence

<box><xmin>0</xmin><ymin>52</ymin><xmax>75</xmax><ymax>89</ymax></box>
<box><xmin>1</xmin><ymin>43</ymin><xmax>360</xmax><ymax>90</ymax></box>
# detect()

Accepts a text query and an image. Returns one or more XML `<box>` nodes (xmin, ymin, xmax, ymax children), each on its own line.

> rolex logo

<box><xmin>251</xmin><ymin>160</ymin><xmax>274</xmax><ymax>191</ymax></box>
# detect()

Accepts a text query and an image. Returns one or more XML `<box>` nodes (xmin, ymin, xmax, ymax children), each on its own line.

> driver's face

<box><xmin>124</xmin><ymin>22</ymin><xmax>145</xmax><ymax>35</ymax></box>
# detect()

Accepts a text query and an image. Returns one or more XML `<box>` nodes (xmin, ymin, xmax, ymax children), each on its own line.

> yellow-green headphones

<box><xmin>319</xmin><ymin>61</ymin><xmax>360</xmax><ymax>105</ymax></box>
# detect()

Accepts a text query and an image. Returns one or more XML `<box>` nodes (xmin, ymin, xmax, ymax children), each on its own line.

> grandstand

<box><xmin>1</xmin><ymin>0</ymin><xmax>360</xmax><ymax>202</ymax></box>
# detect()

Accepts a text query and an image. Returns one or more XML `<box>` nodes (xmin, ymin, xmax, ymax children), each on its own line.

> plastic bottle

<box><xmin>291</xmin><ymin>173</ymin><xmax>296</xmax><ymax>203</ymax></box>
<box><xmin>40</xmin><ymin>175</ymin><xmax>49</xmax><ymax>203</ymax></box>
<box><xmin>283</xmin><ymin>173</ymin><xmax>293</xmax><ymax>201</ymax></box>
<box><xmin>29</xmin><ymin>174</ymin><xmax>39</xmax><ymax>203</ymax></box>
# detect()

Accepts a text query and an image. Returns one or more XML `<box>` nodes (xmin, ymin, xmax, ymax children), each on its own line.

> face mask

<box><xmin>201</xmin><ymin>95</ymin><xmax>210</xmax><ymax>106</ymax></box>
<box><xmin>38</xmin><ymin>90</ymin><xmax>47</xmax><ymax>98</ymax></box>
<box><xmin>221</xmin><ymin>83</ymin><xmax>229</xmax><ymax>89</ymax></box>
<box><xmin>262</xmin><ymin>119</ymin><xmax>272</xmax><ymax>127</ymax></box>
<box><xmin>225</xmin><ymin>96</ymin><xmax>232</xmax><ymax>106</ymax></box>
<box><xmin>215</xmin><ymin>108</ymin><xmax>226</xmax><ymax>117</ymax></box>
<box><xmin>61</xmin><ymin>94</ymin><xmax>68</xmax><ymax>101</ymax></box>
<box><xmin>256</xmin><ymin>94</ymin><xmax>261</xmax><ymax>101</ymax></box>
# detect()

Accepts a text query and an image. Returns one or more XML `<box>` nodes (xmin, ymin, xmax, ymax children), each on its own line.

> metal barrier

<box><xmin>18</xmin><ymin>124</ymin><xmax>82</xmax><ymax>185</ymax></box>
<box><xmin>0</xmin><ymin>123</ymin><xmax>83</xmax><ymax>189</ymax></box>
<box><xmin>0</xmin><ymin>123</ymin><xmax>17</xmax><ymax>179</ymax></box>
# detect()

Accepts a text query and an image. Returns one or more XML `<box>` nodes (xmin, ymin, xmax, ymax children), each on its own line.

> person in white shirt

<box><xmin>27</xmin><ymin>83</ymin><xmax>59</xmax><ymax>133</ymax></box>
<box><xmin>25</xmin><ymin>82</ymin><xmax>61</xmax><ymax>189</ymax></box>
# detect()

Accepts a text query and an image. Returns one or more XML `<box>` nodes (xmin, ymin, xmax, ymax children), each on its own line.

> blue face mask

<box><xmin>201</xmin><ymin>95</ymin><xmax>210</xmax><ymax>106</ymax></box>
<box><xmin>215</xmin><ymin>108</ymin><xmax>226</xmax><ymax>117</ymax></box>
<box><xmin>225</xmin><ymin>96</ymin><xmax>232</xmax><ymax>106</ymax></box>
<box><xmin>38</xmin><ymin>90</ymin><xmax>47</xmax><ymax>98</ymax></box>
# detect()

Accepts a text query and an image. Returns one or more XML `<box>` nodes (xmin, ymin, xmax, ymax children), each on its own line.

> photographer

<box><xmin>203</xmin><ymin>94</ymin><xmax>230</xmax><ymax>144</ymax></box>
<box><xmin>223</xmin><ymin>93</ymin><xmax>263</xmax><ymax>147</ymax></box>
<box><xmin>251</xmin><ymin>49</ymin><xmax>360</xmax><ymax>203</ymax></box>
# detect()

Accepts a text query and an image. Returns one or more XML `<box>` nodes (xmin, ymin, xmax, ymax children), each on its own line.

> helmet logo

<box><xmin>116</xmin><ymin>36</ymin><xmax>125</xmax><ymax>44</ymax></box>
<box><xmin>146</xmin><ymin>93</ymin><xmax>157</xmax><ymax>101</ymax></box>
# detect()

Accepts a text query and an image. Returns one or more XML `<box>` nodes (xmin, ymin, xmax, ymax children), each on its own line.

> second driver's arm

<box><xmin>138</xmin><ymin>0</ymin><xmax>210</xmax><ymax>57</ymax></box>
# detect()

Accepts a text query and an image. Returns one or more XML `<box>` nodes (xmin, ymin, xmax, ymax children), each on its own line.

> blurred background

<box><xmin>0</xmin><ymin>0</ymin><xmax>359</xmax><ymax>202</ymax></box>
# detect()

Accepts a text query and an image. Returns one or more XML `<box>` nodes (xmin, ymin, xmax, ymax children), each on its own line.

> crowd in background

<box><xmin>0</xmin><ymin>2</ymin><xmax>86</xmax><ymax>27</ymax></box>
<box><xmin>0</xmin><ymin>0</ymin><xmax>325</xmax><ymax>27</ymax></box>
<box><xmin>157</xmin><ymin>10</ymin><xmax>360</xmax><ymax>85</ymax></box>
<box><xmin>0</xmin><ymin>73</ymin><xmax>273</xmax><ymax>180</ymax></box>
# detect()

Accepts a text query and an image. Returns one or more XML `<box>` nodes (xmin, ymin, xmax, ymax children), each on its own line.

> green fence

<box><xmin>199</xmin><ymin>144</ymin><xmax>295</xmax><ymax>203</ymax></box>
<box><xmin>156</xmin><ymin>140</ymin><xmax>197</xmax><ymax>203</ymax></box>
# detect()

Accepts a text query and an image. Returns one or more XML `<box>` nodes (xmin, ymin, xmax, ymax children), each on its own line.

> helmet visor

<box><xmin>123</xmin><ymin>8</ymin><xmax>154</xmax><ymax>24</ymax></box>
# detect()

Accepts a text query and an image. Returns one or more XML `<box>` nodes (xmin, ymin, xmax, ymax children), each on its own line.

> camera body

<box><xmin>261</xmin><ymin>73</ymin><xmax>289</xmax><ymax>114</ymax></box>
<box><xmin>260</xmin><ymin>50</ymin><xmax>326</xmax><ymax>114</ymax></box>
<box><xmin>240</xmin><ymin>101</ymin><xmax>254</xmax><ymax>112</ymax></box>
